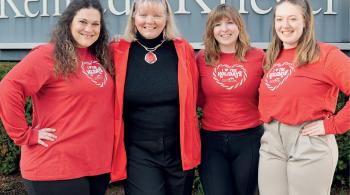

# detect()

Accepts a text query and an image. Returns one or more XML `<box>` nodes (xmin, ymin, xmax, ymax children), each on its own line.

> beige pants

<box><xmin>258</xmin><ymin>120</ymin><xmax>338</xmax><ymax>195</ymax></box>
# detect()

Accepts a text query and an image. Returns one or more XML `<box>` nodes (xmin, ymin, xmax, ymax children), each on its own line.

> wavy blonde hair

<box><xmin>203</xmin><ymin>4</ymin><xmax>250</xmax><ymax>66</ymax></box>
<box><xmin>123</xmin><ymin>0</ymin><xmax>179</xmax><ymax>41</ymax></box>
<box><xmin>265</xmin><ymin>0</ymin><xmax>320</xmax><ymax>70</ymax></box>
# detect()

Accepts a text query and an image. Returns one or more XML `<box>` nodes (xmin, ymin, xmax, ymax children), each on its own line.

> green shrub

<box><xmin>0</xmin><ymin>62</ymin><xmax>21</xmax><ymax>175</ymax></box>
<box><xmin>0</xmin><ymin>63</ymin><xmax>14</xmax><ymax>80</ymax></box>
<box><xmin>334</xmin><ymin>92</ymin><xmax>350</xmax><ymax>187</ymax></box>
<box><xmin>0</xmin><ymin>123</ymin><xmax>20</xmax><ymax>175</ymax></box>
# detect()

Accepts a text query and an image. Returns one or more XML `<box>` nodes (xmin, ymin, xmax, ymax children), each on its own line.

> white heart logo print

<box><xmin>264</xmin><ymin>62</ymin><xmax>295</xmax><ymax>91</ymax></box>
<box><xmin>213</xmin><ymin>64</ymin><xmax>247</xmax><ymax>90</ymax></box>
<box><xmin>81</xmin><ymin>61</ymin><xmax>108</xmax><ymax>87</ymax></box>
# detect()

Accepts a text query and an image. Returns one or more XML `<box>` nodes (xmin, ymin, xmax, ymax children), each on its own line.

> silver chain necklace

<box><xmin>136</xmin><ymin>39</ymin><xmax>166</xmax><ymax>64</ymax></box>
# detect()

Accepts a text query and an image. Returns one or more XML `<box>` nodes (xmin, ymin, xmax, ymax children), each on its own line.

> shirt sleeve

<box><xmin>322</xmin><ymin>48</ymin><xmax>350</xmax><ymax>134</ymax></box>
<box><xmin>0</xmin><ymin>45</ymin><xmax>53</xmax><ymax>145</ymax></box>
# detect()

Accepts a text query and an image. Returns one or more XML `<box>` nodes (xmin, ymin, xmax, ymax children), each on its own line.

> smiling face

<box><xmin>70</xmin><ymin>8</ymin><xmax>101</xmax><ymax>48</ymax></box>
<box><xmin>213</xmin><ymin>17</ymin><xmax>239</xmax><ymax>53</ymax></box>
<box><xmin>275</xmin><ymin>2</ymin><xmax>305</xmax><ymax>49</ymax></box>
<box><xmin>134</xmin><ymin>2</ymin><xmax>167</xmax><ymax>39</ymax></box>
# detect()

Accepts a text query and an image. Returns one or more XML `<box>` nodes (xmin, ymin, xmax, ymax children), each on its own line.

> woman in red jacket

<box><xmin>110</xmin><ymin>0</ymin><xmax>200</xmax><ymax>194</ymax></box>
<box><xmin>196</xmin><ymin>4</ymin><xmax>264</xmax><ymax>195</ymax></box>
<box><xmin>258</xmin><ymin>0</ymin><xmax>350</xmax><ymax>194</ymax></box>
<box><xmin>0</xmin><ymin>0</ymin><xmax>114</xmax><ymax>195</ymax></box>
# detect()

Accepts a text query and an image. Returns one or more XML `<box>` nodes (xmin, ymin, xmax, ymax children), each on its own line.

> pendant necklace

<box><xmin>136</xmin><ymin>39</ymin><xmax>166</xmax><ymax>64</ymax></box>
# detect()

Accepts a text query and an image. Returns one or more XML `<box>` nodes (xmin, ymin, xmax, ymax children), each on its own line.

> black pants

<box><xmin>22</xmin><ymin>173</ymin><xmax>110</xmax><ymax>195</ymax></box>
<box><xmin>125</xmin><ymin>136</ymin><xmax>194</xmax><ymax>195</ymax></box>
<box><xmin>199</xmin><ymin>126</ymin><xmax>263</xmax><ymax>195</ymax></box>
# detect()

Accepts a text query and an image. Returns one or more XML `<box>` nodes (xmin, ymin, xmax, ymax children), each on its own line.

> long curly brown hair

<box><xmin>50</xmin><ymin>0</ymin><xmax>113</xmax><ymax>77</ymax></box>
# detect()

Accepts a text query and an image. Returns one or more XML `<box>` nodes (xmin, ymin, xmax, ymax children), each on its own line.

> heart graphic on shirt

<box><xmin>264</xmin><ymin>62</ymin><xmax>295</xmax><ymax>91</ymax></box>
<box><xmin>81</xmin><ymin>61</ymin><xmax>108</xmax><ymax>87</ymax></box>
<box><xmin>212</xmin><ymin>64</ymin><xmax>247</xmax><ymax>90</ymax></box>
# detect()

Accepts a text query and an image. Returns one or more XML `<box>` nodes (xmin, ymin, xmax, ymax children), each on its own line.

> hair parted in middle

<box><xmin>264</xmin><ymin>0</ymin><xmax>320</xmax><ymax>70</ymax></box>
<box><xmin>123</xmin><ymin>0</ymin><xmax>180</xmax><ymax>42</ymax></box>
<box><xmin>51</xmin><ymin>0</ymin><xmax>113</xmax><ymax>77</ymax></box>
<box><xmin>203</xmin><ymin>4</ymin><xmax>251</xmax><ymax>66</ymax></box>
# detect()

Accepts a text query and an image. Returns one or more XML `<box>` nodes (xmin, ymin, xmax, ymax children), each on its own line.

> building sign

<box><xmin>0</xmin><ymin>0</ymin><xmax>349</xmax><ymax>59</ymax></box>
<box><xmin>0</xmin><ymin>0</ymin><xmax>339</xmax><ymax>17</ymax></box>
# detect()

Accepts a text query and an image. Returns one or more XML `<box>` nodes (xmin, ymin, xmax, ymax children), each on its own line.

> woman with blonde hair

<box><xmin>110</xmin><ymin>0</ymin><xmax>200</xmax><ymax>194</ymax></box>
<box><xmin>196</xmin><ymin>4</ymin><xmax>264</xmax><ymax>195</ymax></box>
<box><xmin>258</xmin><ymin>0</ymin><xmax>350</xmax><ymax>194</ymax></box>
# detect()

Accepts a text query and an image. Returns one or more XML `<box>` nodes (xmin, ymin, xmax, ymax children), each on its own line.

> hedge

<box><xmin>0</xmin><ymin>62</ymin><xmax>349</xmax><ymax>189</ymax></box>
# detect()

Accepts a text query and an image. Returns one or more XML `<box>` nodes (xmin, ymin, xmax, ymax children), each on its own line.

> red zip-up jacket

<box><xmin>110</xmin><ymin>38</ymin><xmax>200</xmax><ymax>181</ymax></box>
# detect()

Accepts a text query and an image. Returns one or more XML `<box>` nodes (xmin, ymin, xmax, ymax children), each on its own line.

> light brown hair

<box><xmin>265</xmin><ymin>0</ymin><xmax>320</xmax><ymax>70</ymax></box>
<box><xmin>203</xmin><ymin>4</ymin><xmax>250</xmax><ymax>66</ymax></box>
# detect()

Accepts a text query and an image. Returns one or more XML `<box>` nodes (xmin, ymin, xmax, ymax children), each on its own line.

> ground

<box><xmin>0</xmin><ymin>174</ymin><xmax>26</xmax><ymax>195</ymax></box>
<box><xmin>0</xmin><ymin>173</ymin><xmax>124</xmax><ymax>195</ymax></box>
<box><xmin>0</xmin><ymin>173</ymin><xmax>348</xmax><ymax>195</ymax></box>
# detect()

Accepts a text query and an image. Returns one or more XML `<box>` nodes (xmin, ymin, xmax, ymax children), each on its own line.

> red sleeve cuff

<box><xmin>28</xmin><ymin>127</ymin><xmax>39</xmax><ymax>145</ymax></box>
<box><xmin>323</xmin><ymin>117</ymin><xmax>336</xmax><ymax>134</ymax></box>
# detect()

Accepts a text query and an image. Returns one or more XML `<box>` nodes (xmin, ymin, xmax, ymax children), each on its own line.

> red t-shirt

<box><xmin>0</xmin><ymin>44</ymin><xmax>115</xmax><ymax>180</ymax></box>
<box><xmin>259</xmin><ymin>42</ymin><xmax>350</xmax><ymax>134</ymax></box>
<box><xmin>197</xmin><ymin>48</ymin><xmax>264</xmax><ymax>131</ymax></box>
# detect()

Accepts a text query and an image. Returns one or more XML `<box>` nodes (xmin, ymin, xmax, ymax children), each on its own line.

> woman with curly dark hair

<box><xmin>0</xmin><ymin>0</ymin><xmax>114</xmax><ymax>194</ymax></box>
